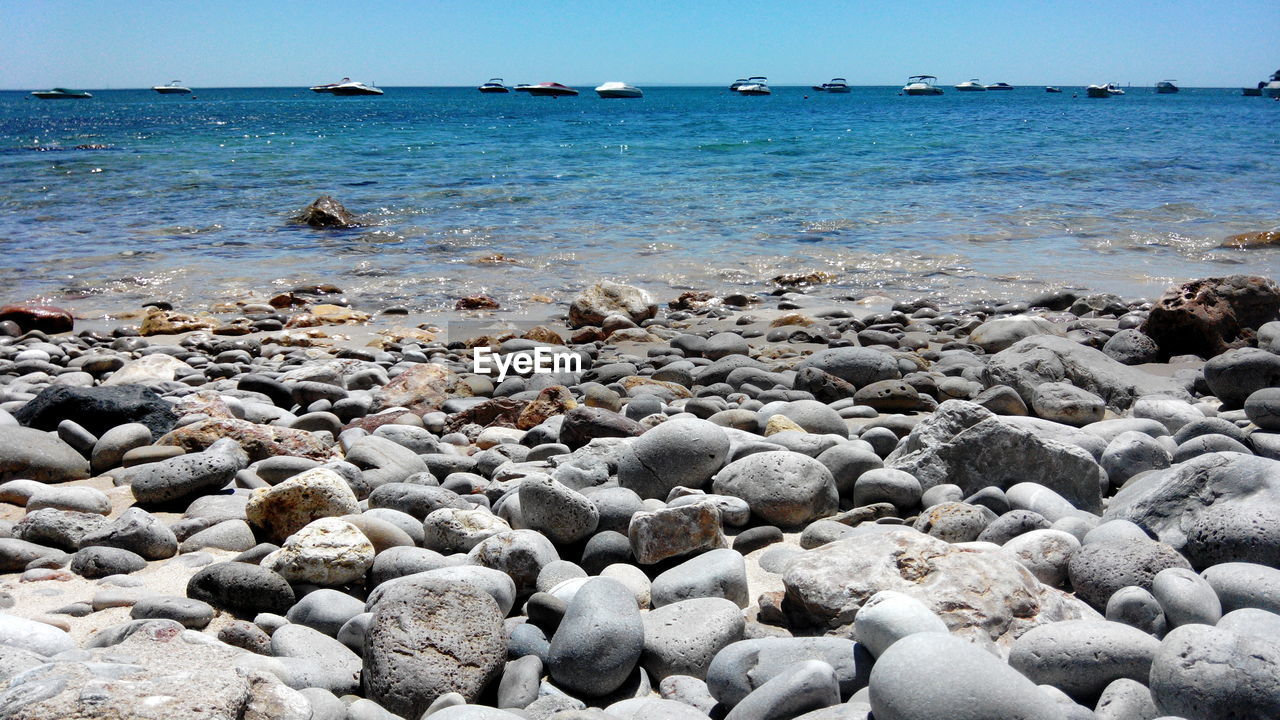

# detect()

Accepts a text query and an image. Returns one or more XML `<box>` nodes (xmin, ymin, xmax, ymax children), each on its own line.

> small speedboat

<box><xmin>729</xmin><ymin>78</ymin><xmax>749</xmax><ymax>91</ymax></box>
<box><xmin>812</xmin><ymin>78</ymin><xmax>851</xmax><ymax>93</ymax></box>
<box><xmin>1045</xmin><ymin>86</ymin><xmax>1063</xmax><ymax>93</ymax></box>
<box><xmin>152</xmin><ymin>80</ymin><xmax>191</xmax><ymax>94</ymax></box>
<box><xmin>903</xmin><ymin>75</ymin><xmax>943</xmax><ymax>95</ymax></box>
<box><xmin>984</xmin><ymin>82</ymin><xmax>1014</xmax><ymax>90</ymax></box>
<box><xmin>736</xmin><ymin>77</ymin><xmax>770</xmax><ymax>95</ymax></box>
<box><xmin>595</xmin><ymin>81</ymin><xmax>642</xmax><ymax>98</ymax></box>
<box><xmin>1087</xmin><ymin>83</ymin><xmax>1123</xmax><ymax>98</ymax></box>
<box><xmin>327</xmin><ymin>79</ymin><xmax>383</xmax><ymax>96</ymax></box>
<box><xmin>1155</xmin><ymin>79</ymin><xmax>1179</xmax><ymax>94</ymax></box>
<box><xmin>523</xmin><ymin>82</ymin><xmax>578</xmax><ymax>97</ymax></box>
<box><xmin>954</xmin><ymin>79</ymin><xmax>986</xmax><ymax>91</ymax></box>
<box><xmin>310</xmin><ymin>78</ymin><xmax>349</xmax><ymax>93</ymax></box>
<box><xmin>31</xmin><ymin>88</ymin><xmax>92</xmax><ymax>99</ymax></box>
<box><xmin>478</xmin><ymin>78</ymin><xmax>509</xmax><ymax>93</ymax></box>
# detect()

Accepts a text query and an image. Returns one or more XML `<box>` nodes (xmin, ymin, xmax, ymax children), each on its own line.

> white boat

<box><xmin>328</xmin><ymin>79</ymin><xmax>383</xmax><ymax>96</ymax></box>
<box><xmin>522</xmin><ymin>82</ymin><xmax>578</xmax><ymax>97</ymax></box>
<box><xmin>729</xmin><ymin>78</ymin><xmax>749</xmax><ymax>91</ymax></box>
<box><xmin>736</xmin><ymin>77</ymin><xmax>770</xmax><ymax>95</ymax></box>
<box><xmin>1108</xmin><ymin>83</ymin><xmax>1125</xmax><ymax>96</ymax></box>
<box><xmin>985</xmin><ymin>82</ymin><xmax>1014</xmax><ymax>90</ymax></box>
<box><xmin>903</xmin><ymin>75</ymin><xmax>943</xmax><ymax>95</ymax></box>
<box><xmin>478</xmin><ymin>78</ymin><xmax>509</xmax><ymax>93</ymax></box>
<box><xmin>954</xmin><ymin>79</ymin><xmax>986</xmax><ymax>91</ymax></box>
<box><xmin>1265</xmin><ymin>70</ymin><xmax>1280</xmax><ymax>98</ymax></box>
<box><xmin>595</xmin><ymin>81</ymin><xmax>643</xmax><ymax>98</ymax></box>
<box><xmin>1086</xmin><ymin>83</ymin><xmax>1123</xmax><ymax>98</ymax></box>
<box><xmin>812</xmin><ymin>78</ymin><xmax>851</xmax><ymax>93</ymax></box>
<box><xmin>152</xmin><ymin>80</ymin><xmax>191</xmax><ymax>94</ymax></box>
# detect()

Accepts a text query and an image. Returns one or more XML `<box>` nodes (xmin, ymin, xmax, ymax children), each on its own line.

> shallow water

<box><xmin>1</xmin><ymin>85</ymin><xmax>1277</xmax><ymax>316</ymax></box>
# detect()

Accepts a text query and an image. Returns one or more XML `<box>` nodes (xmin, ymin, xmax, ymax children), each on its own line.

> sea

<box><xmin>1</xmin><ymin>85</ymin><xmax>1277</xmax><ymax>318</ymax></box>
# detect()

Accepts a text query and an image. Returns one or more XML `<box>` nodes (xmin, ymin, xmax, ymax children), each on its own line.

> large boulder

<box><xmin>0</xmin><ymin>304</ymin><xmax>73</xmax><ymax>334</ymax></box>
<box><xmin>548</xmin><ymin>578</ymin><xmax>644</xmax><ymax>697</ymax></box>
<box><xmin>363</xmin><ymin>576</ymin><xmax>506</xmax><ymax>718</ymax></box>
<box><xmin>1008</xmin><ymin>620</ymin><xmax>1161</xmax><ymax>703</ymax></box>
<box><xmin>0</xmin><ymin>427</ymin><xmax>90</xmax><ymax>483</ymax></box>
<box><xmin>985</xmin><ymin>335</ymin><xmax>1191</xmax><ymax>411</ymax></box>
<box><xmin>568</xmin><ymin>281</ymin><xmax>657</xmax><ymax>328</ymax></box>
<box><xmin>711</xmin><ymin>451</ymin><xmax>838</xmax><ymax>528</ymax></box>
<box><xmin>885</xmin><ymin>401</ymin><xmax>1105</xmax><ymax>513</ymax></box>
<box><xmin>968</xmin><ymin>316</ymin><xmax>1065</xmax><ymax>353</ymax></box>
<box><xmin>129</xmin><ymin>438</ymin><xmax>247</xmax><ymax>505</ymax></box>
<box><xmin>616</xmin><ymin>418</ymin><xmax>730</xmax><ymax>499</ymax></box>
<box><xmin>13</xmin><ymin>384</ymin><xmax>178</xmax><ymax>439</ymax></box>
<box><xmin>1142</xmin><ymin>274</ymin><xmax>1280</xmax><ymax>359</ymax></box>
<box><xmin>782</xmin><ymin>527</ymin><xmax>1097</xmax><ymax>652</ymax></box>
<box><xmin>1103</xmin><ymin>452</ymin><xmax>1280</xmax><ymax>569</ymax></box>
<box><xmin>1148</xmin><ymin>623</ymin><xmax>1280</xmax><ymax>720</ymax></box>
<box><xmin>796</xmin><ymin>347</ymin><xmax>901</xmax><ymax>389</ymax></box>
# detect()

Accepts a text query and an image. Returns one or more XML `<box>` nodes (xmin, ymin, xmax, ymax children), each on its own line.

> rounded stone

<box><xmin>911</xmin><ymin>502</ymin><xmax>996</xmax><ymax>543</ymax></box>
<box><xmin>1245</xmin><ymin>388</ymin><xmax>1280</xmax><ymax>431</ymax></box>
<box><xmin>1008</xmin><ymin>620</ymin><xmax>1161</xmax><ymax>703</ymax></box>
<box><xmin>641</xmin><ymin>597</ymin><xmax>745</xmax><ymax>680</ymax></box>
<box><xmin>78</xmin><ymin>507</ymin><xmax>178</xmax><ymax>560</ymax></box>
<box><xmin>363</xmin><ymin>577</ymin><xmax>507</xmax><ymax>718</ymax></box>
<box><xmin>1101</xmin><ymin>431</ymin><xmax>1172</xmax><ymax>487</ymax></box>
<box><xmin>518</xmin><ymin>475</ymin><xmax>600</xmax><ymax>545</ymax></box>
<box><xmin>869</xmin><ymin>632</ymin><xmax>1066</xmax><ymax>720</ymax></box>
<box><xmin>711</xmin><ymin>451</ymin><xmax>839</xmax><ymax>528</ymax></box>
<box><xmin>1031</xmin><ymin>382</ymin><xmax>1106</xmax><ymax>427</ymax></box>
<box><xmin>815</xmin><ymin>444</ymin><xmax>884</xmax><ymax>498</ymax></box>
<box><xmin>245</xmin><ymin>467</ymin><xmax>360</xmax><ymax>543</ymax></box>
<box><xmin>286</xmin><ymin>588</ymin><xmax>367</xmax><ymax>636</ymax></box>
<box><xmin>1203</xmin><ymin>347</ymin><xmax>1280</xmax><ymax>409</ymax></box>
<box><xmin>1201</xmin><ymin>562</ymin><xmax>1280</xmax><ymax>614</ymax></box>
<box><xmin>1001</xmin><ymin>529</ymin><xmax>1080</xmax><ymax>587</ymax></box>
<box><xmin>70</xmin><ymin>546</ymin><xmax>146</xmax><ymax>578</ymax></box>
<box><xmin>467</xmin><ymin>529</ymin><xmax>560</xmax><ymax>596</ymax></box>
<box><xmin>548</xmin><ymin>577</ymin><xmax>644</xmax><ymax>697</ymax></box>
<box><xmin>650</xmin><ymin>548</ymin><xmax>749</xmax><ymax>608</ymax></box>
<box><xmin>977</xmin><ymin>510</ymin><xmax>1050</xmax><ymax>545</ymax></box>
<box><xmin>852</xmin><ymin>469</ymin><xmax>921</xmax><ymax>513</ymax></box>
<box><xmin>853</xmin><ymin>590</ymin><xmax>948</xmax><ymax>658</ymax></box>
<box><xmin>1105</xmin><ymin>586</ymin><xmax>1168</xmax><ymax>636</ymax></box>
<box><xmin>1150</xmin><ymin>567</ymin><xmax>1222</xmax><ymax>628</ymax></box>
<box><xmin>261</xmin><ymin>517</ymin><xmax>375</xmax><ymax>586</ymax></box>
<box><xmin>1068</xmin><ymin>538</ymin><xmax>1192</xmax><ymax>611</ymax></box>
<box><xmin>723</xmin><ymin>659</ymin><xmax>841</xmax><ymax>720</ymax></box>
<box><xmin>186</xmin><ymin>561</ymin><xmax>295</xmax><ymax>616</ymax></box>
<box><xmin>422</xmin><ymin>507</ymin><xmax>511</xmax><ymax>553</ymax></box>
<box><xmin>617</xmin><ymin>419</ymin><xmax>731</xmax><ymax>500</ymax></box>
<box><xmin>1148</xmin><ymin>623</ymin><xmax>1280</xmax><ymax>719</ymax></box>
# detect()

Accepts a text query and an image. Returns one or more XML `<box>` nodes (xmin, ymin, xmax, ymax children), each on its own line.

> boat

<box><xmin>1155</xmin><ymin>80</ymin><xmax>1179</xmax><ymax>94</ymax></box>
<box><xmin>513</xmin><ymin>84</ymin><xmax>534</xmax><ymax>93</ymax></box>
<box><xmin>812</xmin><ymin>78</ymin><xmax>851</xmax><ymax>93</ymax></box>
<box><xmin>954</xmin><ymin>79</ymin><xmax>986</xmax><ymax>91</ymax></box>
<box><xmin>328</xmin><ymin>79</ymin><xmax>382</xmax><ymax>96</ymax></box>
<box><xmin>736</xmin><ymin>77</ymin><xmax>770</xmax><ymax>95</ymax></box>
<box><xmin>729</xmin><ymin>78</ymin><xmax>749</xmax><ymax>91</ymax></box>
<box><xmin>984</xmin><ymin>82</ymin><xmax>1014</xmax><ymax>90</ymax></box>
<box><xmin>1086</xmin><ymin>84</ymin><xmax>1111</xmax><ymax>98</ymax></box>
<box><xmin>152</xmin><ymin>80</ymin><xmax>191</xmax><ymax>94</ymax></box>
<box><xmin>309</xmin><ymin>77</ymin><xmax>349</xmax><ymax>93</ymax></box>
<box><xmin>1045</xmin><ymin>86</ymin><xmax>1063</xmax><ymax>93</ymax></box>
<box><xmin>595</xmin><ymin>81</ymin><xmax>642</xmax><ymax>98</ymax></box>
<box><xmin>1108</xmin><ymin>84</ymin><xmax>1126</xmax><ymax>96</ymax></box>
<box><xmin>523</xmin><ymin>82</ymin><xmax>578</xmax><ymax>97</ymax></box>
<box><xmin>902</xmin><ymin>75</ymin><xmax>943</xmax><ymax>95</ymax></box>
<box><xmin>478</xmin><ymin>78</ymin><xmax>509</xmax><ymax>93</ymax></box>
<box><xmin>1243</xmin><ymin>86</ymin><xmax>1263</xmax><ymax>96</ymax></box>
<box><xmin>30</xmin><ymin>88</ymin><xmax>92</xmax><ymax>99</ymax></box>
<box><xmin>1264</xmin><ymin>70</ymin><xmax>1280</xmax><ymax>98</ymax></box>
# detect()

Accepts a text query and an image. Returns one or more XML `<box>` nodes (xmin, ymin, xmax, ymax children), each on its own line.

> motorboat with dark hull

<box><xmin>1087</xmin><ymin>83</ymin><xmax>1124</xmax><ymax>98</ymax></box>
<box><xmin>984</xmin><ymin>82</ymin><xmax>1014</xmax><ymax>90</ymax></box>
<box><xmin>478</xmin><ymin>78</ymin><xmax>510</xmax><ymax>93</ymax></box>
<box><xmin>523</xmin><ymin>82</ymin><xmax>578</xmax><ymax>97</ymax></box>
<box><xmin>1155</xmin><ymin>80</ymin><xmax>1179</xmax><ymax>93</ymax></box>
<box><xmin>31</xmin><ymin>88</ymin><xmax>92</xmax><ymax>99</ymax></box>
<box><xmin>1045</xmin><ymin>86</ymin><xmax>1063</xmax><ymax>93</ymax></box>
<box><xmin>325</xmin><ymin>80</ymin><xmax>383</xmax><ymax>96</ymax></box>
<box><xmin>812</xmin><ymin>78</ymin><xmax>850</xmax><ymax>93</ymax></box>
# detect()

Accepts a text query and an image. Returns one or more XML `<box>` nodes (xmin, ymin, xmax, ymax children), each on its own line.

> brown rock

<box><xmin>292</xmin><ymin>283</ymin><xmax>344</xmax><ymax>295</ymax></box>
<box><xmin>794</xmin><ymin>366</ymin><xmax>857</xmax><ymax>403</ymax></box>
<box><xmin>619</xmin><ymin>375</ymin><xmax>692</xmax><ymax>399</ymax></box>
<box><xmin>571</xmin><ymin>326</ymin><xmax>606</xmax><ymax>343</ymax></box>
<box><xmin>370</xmin><ymin>363</ymin><xmax>465</xmax><ymax>415</ymax></box>
<box><xmin>669</xmin><ymin>291</ymin><xmax>719</xmax><ymax>311</ymax></box>
<box><xmin>444</xmin><ymin>397</ymin><xmax>528</xmax><ymax>433</ymax></box>
<box><xmin>769</xmin><ymin>312</ymin><xmax>816</xmax><ymax>328</ymax></box>
<box><xmin>159</xmin><ymin>417</ymin><xmax>331</xmax><ymax>461</ymax></box>
<box><xmin>284</xmin><ymin>303</ymin><xmax>371</xmax><ymax>328</ymax></box>
<box><xmin>454</xmin><ymin>295</ymin><xmax>500</xmax><ymax>310</ymax></box>
<box><xmin>1141</xmin><ymin>275</ymin><xmax>1280</xmax><ymax>358</ymax></box>
<box><xmin>0</xmin><ymin>304</ymin><xmax>74</xmax><ymax>334</ymax></box>
<box><xmin>772</xmin><ymin>271</ymin><xmax>837</xmax><ymax>288</ymax></box>
<box><xmin>521</xmin><ymin>325</ymin><xmax>565</xmax><ymax>345</ymax></box>
<box><xmin>1222</xmin><ymin>230</ymin><xmax>1280</xmax><ymax>248</ymax></box>
<box><xmin>517</xmin><ymin>385</ymin><xmax>578</xmax><ymax>430</ymax></box>
<box><xmin>173</xmin><ymin>390</ymin><xmax>236</xmax><ymax>419</ymax></box>
<box><xmin>629</xmin><ymin>503</ymin><xmax>728</xmax><ymax>564</ymax></box>
<box><xmin>268</xmin><ymin>292</ymin><xmax>308</xmax><ymax>309</ymax></box>
<box><xmin>139</xmin><ymin>308</ymin><xmax>215</xmax><ymax>336</ymax></box>
<box><xmin>293</xmin><ymin>195</ymin><xmax>358</xmax><ymax>228</ymax></box>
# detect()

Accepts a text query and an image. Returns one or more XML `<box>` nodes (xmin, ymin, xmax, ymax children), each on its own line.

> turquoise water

<box><xmin>1</xmin><ymin>86</ymin><xmax>1277</xmax><ymax>315</ymax></box>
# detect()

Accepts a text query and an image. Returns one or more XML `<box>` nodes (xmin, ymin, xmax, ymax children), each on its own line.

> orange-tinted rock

<box><xmin>1142</xmin><ymin>275</ymin><xmax>1280</xmax><ymax>358</ymax></box>
<box><xmin>521</xmin><ymin>325</ymin><xmax>565</xmax><ymax>345</ymax></box>
<box><xmin>517</xmin><ymin>386</ymin><xmax>578</xmax><ymax>430</ymax></box>
<box><xmin>444</xmin><ymin>397</ymin><xmax>528</xmax><ymax>433</ymax></box>
<box><xmin>619</xmin><ymin>376</ymin><xmax>692</xmax><ymax>399</ymax></box>
<box><xmin>772</xmin><ymin>271</ymin><xmax>837</xmax><ymax>288</ymax></box>
<box><xmin>139</xmin><ymin>309</ymin><xmax>215</xmax><ymax>336</ymax></box>
<box><xmin>669</xmin><ymin>291</ymin><xmax>718</xmax><ymax>311</ymax></box>
<box><xmin>0</xmin><ymin>304</ymin><xmax>74</xmax><ymax>334</ymax></box>
<box><xmin>370</xmin><ymin>363</ymin><xmax>466</xmax><ymax>415</ymax></box>
<box><xmin>159</xmin><ymin>418</ymin><xmax>331</xmax><ymax>461</ymax></box>
<box><xmin>284</xmin><ymin>304</ymin><xmax>370</xmax><ymax>328</ymax></box>
<box><xmin>1222</xmin><ymin>230</ymin><xmax>1280</xmax><ymax>248</ymax></box>
<box><xmin>455</xmin><ymin>295</ymin><xmax>500</xmax><ymax>310</ymax></box>
<box><xmin>269</xmin><ymin>292</ymin><xmax>308</xmax><ymax>309</ymax></box>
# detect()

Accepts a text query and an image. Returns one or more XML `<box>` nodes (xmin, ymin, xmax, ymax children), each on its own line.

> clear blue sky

<box><xmin>2</xmin><ymin>0</ymin><xmax>1276</xmax><ymax>88</ymax></box>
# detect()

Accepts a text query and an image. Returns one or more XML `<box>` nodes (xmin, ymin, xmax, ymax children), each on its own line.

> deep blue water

<box><xmin>0</xmin><ymin>85</ymin><xmax>1277</xmax><ymax>316</ymax></box>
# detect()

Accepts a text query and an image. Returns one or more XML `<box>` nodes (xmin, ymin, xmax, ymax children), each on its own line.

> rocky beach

<box><xmin>0</xmin><ymin>270</ymin><xmax>1279</xmax><ymax>720</ymax></box>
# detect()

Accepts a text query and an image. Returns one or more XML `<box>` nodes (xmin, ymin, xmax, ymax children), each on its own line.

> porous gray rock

<box><xmin>851</xmin><ymin>468</ymin><xmax>921</xmax><ymax>512</ymax></box>
<box><xmin>1068</xmin><ymin>538</ymin><xmax>1192</xmax><ymax>611</ymax></box>
<box><xmin>1094</xmin><ymin>678</ymin><xmax>1159</xmax><ymax>720</ymax></box>
<box><xmin>723</xmin><ymin>659</ymin><xmax>841</xmax><ymax>720</ymax></box>
<box><xmin>911</xmin><ymin>501</ymin><xmax>996</xmax><ymax>543</ymax></box>
<box><xmin>1002</xmin><ymin>529</ymin><xmax>1081</xmax><ymax>587</ymax></box>
<box><xmin>362</xmin><ymin>576</ymin><xmax>506</xmax><ymax>718</ymax></box>
<box><xmin>186</xmin><ymin>561</ymin><xmax>295</xmax><ymax>616</ymax></box>
<box><xmin>518</xmin><ymin>475</ymin><xmax>599</xmax><ymax>545</ymax></box>
<box><xmin>885</xmin><ymin>401</ymin><xmax>1105</xmax><ymax>513</ymax></box>
<box><xmin>986</xmin><ymin>335</ymin><xmax>1191</xmax><ymax>411</ymax></box>
<box><xmin>1032</xmin><ymin>382</ymin><xmax>1106</xmax><ymax>427</ymax></box>
<box><xmin>12</xmin><ymin>508</ymin><xmax>109</xmax><ymax>551</ymax></box>
<box><xmin>1246</xmin><ymin>388</ymin><xmax>1280</xmax><ymax>431</ymax></box>
<box><xmin>1105</xmin><ymin>586</ymin><xmax>1168</xmax><ymax>636</ymax></box>
<box><xmin>422</xmin><ymin>507</ymin><xmax>510</xmax><ymax>553</ymax></box>
<box><xmin>79</xmin><ymin>507</ymin><xmax>178</xmax><ymax>560</ymax></box>
<box><xmin>129</xmin><ymin>595</ymin><xmax>215</xmax><ymax>629</ymax></box>
<box><xmin>467</xmin><ymin>529</ymin><xmax>560</xmax><ymax>596</ymax></box>
<box><xmin>617</xmin><ymin>418</ymin><xmax>730</xmax><ymax>499</ymax></box>
<box><xmin>1103</xmin><ymin>329</ymin><xmax>1161</xmax><ymax>365</ymax></box>
<box><xmin>868</xmin><ymin>632</ymin><xmax>1067</xmax><ymax>720</ymax></box>
<box><xmin>548</xmin><ymin>577</ymin><xmax>644</xmax><ymax>697</ymax></box>
<box><xmin>70</xmin><ymin>545</ymin><xmax>146</xmax><ymax>578</ymax></box>
<box><xmin>1201</xmin><ymin>562</ymin><xmax>1280</xmax><ymax>614</ymax></box>
<box><xmin>1009</xmin><ymin>620</ymin><xmax>1161</xmax><ymax>703</ymax></box>
<box><xmin>1148</xmin><ymin>623</ymin><xmax>1280</xmax><ymax>720</ymax></box>
<box><xmin>969</xmin><ymin>316</ymin><xmax>1065</xmax><ymax>353</ymax></box>
<box><xmin>128</xmin><ymin>437</ymin><xmax>246</xmax><ymax>504</ymax></box>
<box><xmin>641</xmin><ymin>597</ymin><xmax>744</xmax><ymax>680</ymax></box>
<box><xmin>711</xmin><ymin>451</ymin><xmax>838</xmax><ymax>528</ymax></box>
<box><xmin>1101</xmin><ymin>431</ymin><xmax>1172</xmax><ymax>487</ymax></box>
<box><xmin>782</xmin><ymin>527</ymin><xmax>1097</xmax><ymax>650</ymax></box>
